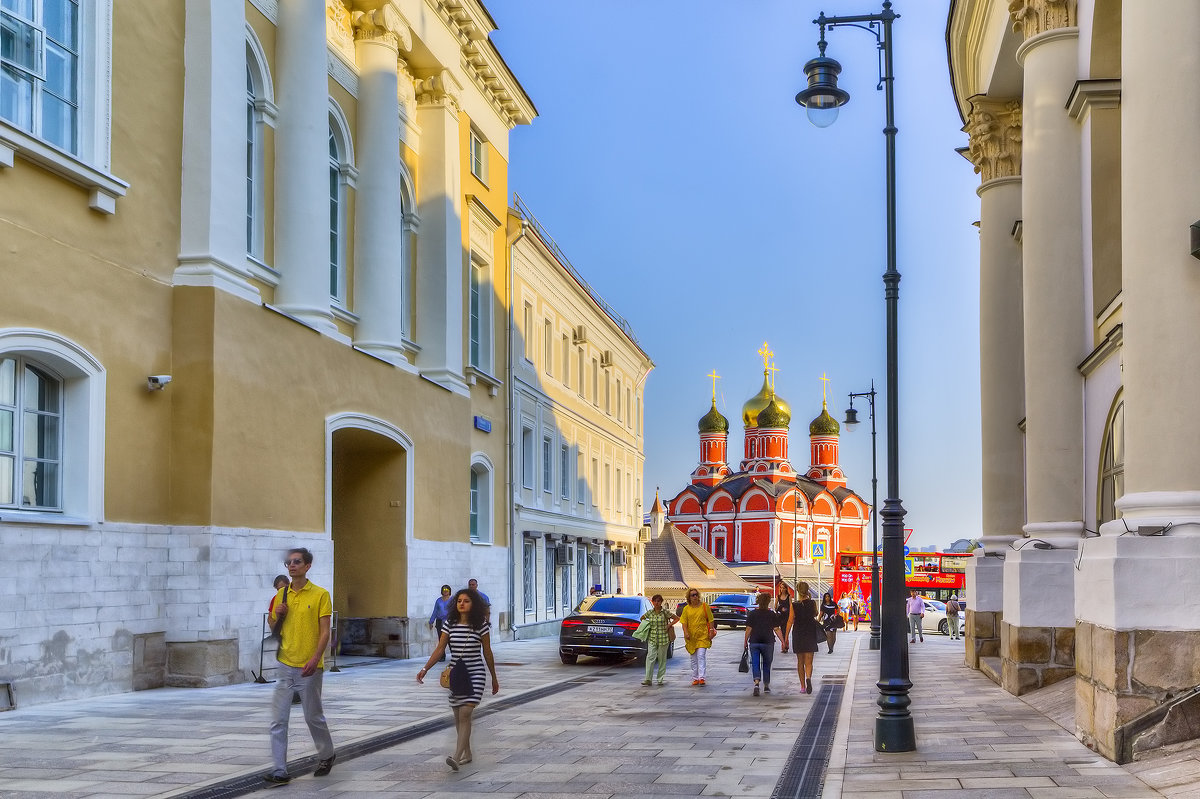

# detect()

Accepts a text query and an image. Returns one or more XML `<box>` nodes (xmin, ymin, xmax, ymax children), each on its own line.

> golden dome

<box><xmin>742</xmin><ymin>371</ymin><xmax>791</xmax><ymax>428</ymax></box>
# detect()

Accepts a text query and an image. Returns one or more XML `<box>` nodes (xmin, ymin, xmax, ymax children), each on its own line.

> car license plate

<box><xmin>587</xmin><ymin>625</ymin><xmax>614</xmax><ymax>634</ymax></box>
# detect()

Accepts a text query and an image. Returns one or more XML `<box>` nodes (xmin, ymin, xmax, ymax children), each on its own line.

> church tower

<box><xmin>807</xmin><ymin>401</ymin><xmax>847</xmax><ymax>490</ymax></box>
<box><xmin>691</xmin><ymin>398</ymin><xmax>731</xmax><ymax>487</ymax></box>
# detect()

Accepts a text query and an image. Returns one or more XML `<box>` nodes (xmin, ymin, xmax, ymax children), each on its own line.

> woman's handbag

<box><xmin>668</xmin><ymin>623</ymin><xmax>677</xmax><ymax>642</ymax></box>
<box><xmin>738</xmin><ymin>647</ymin><xmax>750</xmax><ymax>673</ymax></box>
<box><xmin>833</xmin><ymin>613</ymin><xmax>846</xmax><ymax>630</ymax></box>
<box><xmin>814</xmin><ymin>620</ymin><xmax>829</xmax><ymax>647</ymax></box>
<box><xmin>439</xmin><ymin>664</ymin><xmax>452</xmax><ymax>688</ymax></box>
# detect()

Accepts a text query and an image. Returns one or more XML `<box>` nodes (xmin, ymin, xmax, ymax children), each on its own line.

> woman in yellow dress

<box><xmin>678</xmin><ymin>588</ymin><xmax>716</xmax><ymax>685</ymax></box>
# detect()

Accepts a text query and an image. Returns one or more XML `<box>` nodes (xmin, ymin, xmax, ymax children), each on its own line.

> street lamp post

<box><xmin>845</xmin><ymin>383</ymin><xmax>880</xmax><ymax>652</ymax></box>
<box><xmin>795</xmin><ymin>0</ymin><xmax>914</xmax><ymax>752</ymax></box>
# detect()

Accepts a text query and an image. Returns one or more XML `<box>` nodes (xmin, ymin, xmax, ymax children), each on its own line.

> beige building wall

<box><xmin>0</xmin><ymin>0</ymin><xmax>533</xmax><ymax>706</ymax></box>
<box><xmin>508</xmin><ymin>206</ymin><xmax>653</xmax><ymax>639</ymax></box>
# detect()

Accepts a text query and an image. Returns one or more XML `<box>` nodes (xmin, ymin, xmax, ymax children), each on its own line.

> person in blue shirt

<box><xmin>467</xmin><ymin>578</ymin><xmax>489</xmax><ymax>605</ymax></box>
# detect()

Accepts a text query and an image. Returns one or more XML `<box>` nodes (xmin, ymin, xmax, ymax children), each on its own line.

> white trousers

<box><xmin>689</xmin><ymin>647</ymin><xmax>708</xmax><ymax>680</ymax></box>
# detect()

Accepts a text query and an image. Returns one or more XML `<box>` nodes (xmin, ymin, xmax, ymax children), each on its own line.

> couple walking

<box><xmin>638</xmin><ymin>588</ymin><xmax>718</xmax><ymax>686</ymax></box>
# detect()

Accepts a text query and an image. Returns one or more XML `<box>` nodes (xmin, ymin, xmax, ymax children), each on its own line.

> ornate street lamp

<box><xmin>796</xmin><ymin>1</ymin><xmax>915</xmax><ymax>753</ymax></box>
<box><xmin>845</xmin><ymin>383</ymin><xmax>880</xmax><ymax>652</ymax></box>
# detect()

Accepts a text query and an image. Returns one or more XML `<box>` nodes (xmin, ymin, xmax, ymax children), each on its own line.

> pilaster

<box><xmin>415</xmin><ymin>70</ymin><xmax>468</xmax><ymax>395</ymax></box>
<box><xmin>273</xmin><ymin>0</ymin><xmax>336</xmax><ymax>334</ymax></box>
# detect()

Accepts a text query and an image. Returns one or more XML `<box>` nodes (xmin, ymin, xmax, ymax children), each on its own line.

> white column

<box><xmin>415</xmin><ymin>71</ymin><xmax>468</xmax><ymax>395</ymax></box>
<box><xmin>1114</xmin><ymin>0</ymin><xmax>1200</xmax><ymax>529</ymax></box>
<box><xmin>175</xmin><ymin>0</ymin><xmax>258</xmax><ymax>302</ymax></box>
<box><xmin>1017</xmin><ymin>24</ymin><xmax>1084</xmax><ymax>545</ymax></box>
<box><xmin>350</xmin><ymin>8</ymin><xmax>412</xmax><ymax>368</ymax></box>
<box><xmin>272</xmin><ymin>0</ymin><xmax>334</xmax><ymax>334</ymax></box>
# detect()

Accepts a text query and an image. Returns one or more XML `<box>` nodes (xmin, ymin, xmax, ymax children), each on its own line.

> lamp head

<box><xmin>844</xmin><ymin>406</ymin><xmax>860</xmax><ymax>428</ymax></box>
<box><xmin>795</xmin><ymin>42</ymin><xmax>849</xmax><ymax>128</ymax></box>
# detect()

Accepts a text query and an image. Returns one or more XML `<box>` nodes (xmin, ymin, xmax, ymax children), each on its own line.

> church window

<box><xmin>1099</xmin><ymin>399</ymin><xmax>1124</xmax><ymax>525</ymax></box>
<box><xmin>714</xmin><ymin>536</ymin><xmax>726</xmax><ymax>560</ymax></box>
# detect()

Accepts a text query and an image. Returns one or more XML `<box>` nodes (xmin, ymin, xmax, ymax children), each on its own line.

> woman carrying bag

<box><xmin>416</xmin><ymin>588</ymin><xmax>499</xmax><ymax>771</ymax></box>
<box><xmin>785</xmin><ymin>597</ymin><xmax>823</xmax><ymax>694</ymax></box>
<box><xmin>743</xmin><ymin>593</ymin><xmax>786</xmax><ymax>696</ymax></box>
<box><xmin>819</xmin><ymin>592</ymin><xmax>842</xmax><ymax>654</ymax></box>
<box><xmin>678</xmin><ymin>588</ymin><xmax>716</xmax><ymax>686</ymax></box>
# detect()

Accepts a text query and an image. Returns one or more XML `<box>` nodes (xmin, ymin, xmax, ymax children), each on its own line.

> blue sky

<box><xmin>490</xmin><ymin>1</ymin><xmax>982</xmax><ymax>550</ymax></box>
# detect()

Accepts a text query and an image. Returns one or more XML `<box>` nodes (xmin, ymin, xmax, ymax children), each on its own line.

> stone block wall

<box><xmin>0</xmin><ymin>521</ymin><xmax>332</xmax><ymax>707</ymax></box>
<box><xmin>999</xmin><ymin>620</ymin><xmax>1075</xmax><ymax>695</ymax></box>
<box><xmin>1076</xmin><ymin>621</ymin><xmax>1200</xmax><ymax>761</ymax></box>
<box><xmin>965</xmin><ymin>608</ymin><xmax>1001</xmax><ymax>670</ymax></box>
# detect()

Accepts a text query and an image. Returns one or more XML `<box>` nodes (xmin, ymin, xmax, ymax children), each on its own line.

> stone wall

<box><xmin>965</xmin><ymin>608</ymin><xmax>1002</xmax><ymax>670</ymax></box>
<box><xmin>1076</xmin><ymin>621</ymin><xmax>1200</xmax><ymax>762</ymax></box>
<box><xmin>999</xmin><ymin>620</ymin><xmax>1075</xmax><ymax>695</ymax></box>
<box><xmin>0</xmin><ymin>521</ymin><xmax>331</xmax><ymax>707</ymax></box>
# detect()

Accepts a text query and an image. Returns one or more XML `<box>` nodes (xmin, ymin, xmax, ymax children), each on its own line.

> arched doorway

<box><xmin>328</xmin><ymin>416</ymin><xmax>412</xmax><ymax>656</ymax></box>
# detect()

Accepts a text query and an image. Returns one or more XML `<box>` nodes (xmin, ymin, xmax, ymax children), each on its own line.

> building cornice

<box><xmin>1066</xmin><ymin>78</ymin><xmax>1120</xmax><ymax>121</ymax></box>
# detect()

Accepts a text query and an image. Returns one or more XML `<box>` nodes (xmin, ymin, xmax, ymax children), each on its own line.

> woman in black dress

<box><xmin>820</xmin><ymin>592</ymin><xmax>840</xmax><ymax>654</ymax></box>
<box><xmin>416</xmin><ymin>588</ymin><xmax>499</xmax><ymax>771</ymax></box>
<box><xmin>785</xmin><ymin>597</ymin><xmax>821</xmax><ymax>694</ymax></box>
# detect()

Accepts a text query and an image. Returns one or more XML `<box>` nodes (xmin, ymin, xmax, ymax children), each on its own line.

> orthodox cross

<box><xmin>758</xmin><ymin>341</ymin><xmax>773</xmax><ymax>370</ymax></box>
<box><xmin>767</xmin><ymin>361</ymin><xmax>780</xmax><ymax>391</ymax></box>
<box><xmin>707</xmin><ymin>369</ymin><xmax>721</xmax><ymax>401</ymax></box>
<box><xmin>820</xmin><ymin>372</ymin><xmax>831</xmax><ymax>404</ymax></box>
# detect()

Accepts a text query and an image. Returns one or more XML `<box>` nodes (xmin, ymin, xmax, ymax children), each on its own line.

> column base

<box><xmin>999</xmin><ymin>546</ymin><xmax>1077</xmax><ymax>695</ymax></box>
<box><xmin>999</xmin><ymin>620</ymin><xmax>1075</xmax><ymax>695</ymax></box>
<box><xmin>965</xmin><ymin>553</ymin><xmax>1005</xmax><ymax>670</ymax></box>
<box><xmin>965</xmin><ymin>608</ymin><xmax>1002</xmax><ymax>671</ymax></box>
<box><xmin>165</xmin><ymin>639</ymin><xmax>240</xmax><ymax>688</ymax></box>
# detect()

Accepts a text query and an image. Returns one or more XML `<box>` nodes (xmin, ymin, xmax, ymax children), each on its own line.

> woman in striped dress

<box><xmin>416</xmin><ymin>588</ymin><xmax>499</xmax><ymax>771</ymax></box>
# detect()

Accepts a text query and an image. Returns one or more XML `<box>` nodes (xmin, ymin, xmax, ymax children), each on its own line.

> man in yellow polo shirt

<box><xmin>265</xmin><ymin>547</ymin><xmax>336</xmax><ymax>785</ymax></box>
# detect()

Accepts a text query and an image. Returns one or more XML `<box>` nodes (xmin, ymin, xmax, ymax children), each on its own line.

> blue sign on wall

<box><xmin>473</xmin><ymin>415</ymin><xmax>492</xmax><ymax>433</ymax></box>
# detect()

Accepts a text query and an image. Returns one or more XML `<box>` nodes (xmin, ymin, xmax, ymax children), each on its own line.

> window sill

<box><xmin>469</xmin><ymin>539</ymin><xmax>494</xmax><ymax>546</ymax></box>
<box><xmin>0</xmin><ymin>510</ymin><xmax>92</xmax><ymax>526</ymax></box>
<box><xmin>465</xmin><ymin>366</ymin><xmax>502</xmax><ymax>396</ymax></box>
<box><xmin>0</xmin><ymin>124</ymin><xmax>128</xmax><ymax>214</ymax></box>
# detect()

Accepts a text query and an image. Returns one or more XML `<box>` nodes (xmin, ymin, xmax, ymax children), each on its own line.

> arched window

<box><xmin>327</xmin><ymin>104</ymin><xmax>354</xmax><ymax>307</ymax></box>
<box><xmin>469</xmin><ymin>454</ymin><xmax>493</xmax><ymax>544</ymax></box>
<box><xmin>244</xmin><ymin>33</ymin><xmax>274</xmax><ymax>261</ymax></box>
<box><xmin>1099</xmin><ymin>398</ymin><xmax>1124</xmax><ymax>525</ymax></box>
<box><xmin>0</xmin><ymin>357</ymin><xmax>62</xmax><ymax>509</ymax></box>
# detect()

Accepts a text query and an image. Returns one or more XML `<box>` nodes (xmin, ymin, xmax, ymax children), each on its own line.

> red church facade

<box><xmin>666</xmin><ymin>368</ymin><xmax>869</xmax><ymax>591</ymax></box>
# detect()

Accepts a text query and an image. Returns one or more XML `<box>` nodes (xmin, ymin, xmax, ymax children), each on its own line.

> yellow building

<box><xmin>507</xmin><ymin>197</ymin><xmax>653</xmax><ymax>637</ymax></box>
<box><xmin>0</xmin><ymin>0</ymin><xmax>533</xmax><ymax>706</ymax></box>
<box><xmin>949</xmin><ymin>0</ymin><xmax>1200</xmax><ymax>761</ymax></box>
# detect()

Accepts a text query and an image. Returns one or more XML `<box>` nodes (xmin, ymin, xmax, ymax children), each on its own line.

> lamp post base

<box><xmin>869</xmin><ymin>635</ymin><xmax>881</xmax><ymax>650</ymax></box>
<box><xmin>874</xmin><ymin>716</ymin><xmax>916</xmax><ymax>752</ymax></box>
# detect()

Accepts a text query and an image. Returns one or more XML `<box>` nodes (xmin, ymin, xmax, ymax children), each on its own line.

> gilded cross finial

<box><xmin>707</xmin><ymin>369</ymin><xmax>721</xmax><ymax>402</ymax></box>
<box><xmin>758</xmin><ymin>341</ymin><xmax>773</xmax><ymax>370</ymax></box>
<box><xmin>820</xmin><ymin>372</ymin><xmax>830</xmax><ymax>405</ymax></box>
<box><xmin>767</xmin><ymin>361</ymin><xmax>780</xmax><ymax>392</ymax></box>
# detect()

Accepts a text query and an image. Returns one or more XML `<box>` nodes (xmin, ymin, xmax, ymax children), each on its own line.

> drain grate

<box><xmin>771</xmin><ymin>681</ymin><xmax>844</xmax><ymax>799</ymax></box>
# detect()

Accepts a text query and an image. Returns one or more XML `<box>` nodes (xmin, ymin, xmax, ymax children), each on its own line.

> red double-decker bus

<box><xmin>832</xmin><ymin>550</ymin><xmax>970</xmax><ymax>614</ymax></box>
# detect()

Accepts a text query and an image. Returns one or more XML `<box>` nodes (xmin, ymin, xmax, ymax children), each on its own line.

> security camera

<box><xmin>147</xmin><ymin>375</ymin><xmax>172</xmax><ymax>391</ymax></box>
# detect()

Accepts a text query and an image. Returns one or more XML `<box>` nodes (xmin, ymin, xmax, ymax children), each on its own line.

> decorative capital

<box><xmin>964</xmin><ymin>97</ymin><xmax>1022</xmax><ymax>183</ymax></box>
<box><xmin>416</xmin><ymin>70</ymin><xmax>462</xmax><ymax>113</ymax></box>
<box><xmin>1009</xmin><ymin>0</ymin><xmax>1076</xmax><ymax>40</ymax></box>
<box><xmin>352</xmin><ymin>5</ymin><xmax>410</xmax><ymax>52</ymax></box>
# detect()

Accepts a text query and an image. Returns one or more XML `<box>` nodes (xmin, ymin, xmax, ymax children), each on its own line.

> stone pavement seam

<box><xmin>821</xmin><ymin>635</ymin><xmax>861</xmax><ymax>799</ymax></box>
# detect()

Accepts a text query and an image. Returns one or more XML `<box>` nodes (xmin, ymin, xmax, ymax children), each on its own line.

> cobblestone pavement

<box><xmin>4</xmin><ymin>625</ymin><xmax>1198</xmax><ymax>798</ymax></box>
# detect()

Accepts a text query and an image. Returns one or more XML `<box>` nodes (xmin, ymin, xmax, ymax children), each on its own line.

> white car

<box><xmin>920</xmin><ymin>599</ymin><xmax>951</xmax><ymax>636</ymax></box>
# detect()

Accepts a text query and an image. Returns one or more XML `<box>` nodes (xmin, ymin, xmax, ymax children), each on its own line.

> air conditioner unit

<box><xmin>611</xmin><ymin>548</ymin><xmax>628</xmax><ymax>566</ymax></box>
<box><xmin>600</xmin><ymin>350</ymin><xmax>614</xmax><ymax>368</ymax></box>
<box><xmin>572</xmin><ymin>325</ymin><xmax>587</xmax><ymax>345</ymax></box>
<box><xmin>556</xmin><ymin>543</ymin><xmax>575</xmax><ymax>565</ymax></box>
<box><xmin>638</xmin><ymin>526</ymin><xmax>651</xmax><ymax>542</ymax></box>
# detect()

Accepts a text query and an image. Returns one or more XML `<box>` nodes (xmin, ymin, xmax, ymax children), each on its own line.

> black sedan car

<box><xmin>710</xmin><ymin>593</ymin><xmax>757</xmax><ymax>628</ymax></box>
<box><xmin>559</xmin><ymin>594</ymin><xmax>673</xmax><ymax>664</ymax></box>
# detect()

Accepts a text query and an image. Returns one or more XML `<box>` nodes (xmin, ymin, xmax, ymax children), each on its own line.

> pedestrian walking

<box><xmin>678</xmin><ymin>588</ymin><xmax>716</xmax><ymax>685</ymax></box>
<box><xmin>428</xmin><ymin>584</ymin><xmax>453</xmax><ymax>661</ymax></box>
<box><xmin>743</xmin><ymin>593</ymin><xmax>785</xmax><ymax>696</ymax></box>
<box><xmin>264</xmin><ymin>548</ymin><xmax>336</xmax><ymax>785</ymax></box>
<box><xmin>850</xmin><ymin>595</ymin><xmax>863</xmax><ymax>631</ymax></box>
<box><xmin>907</xmin><ymin>589</ymin><xmax>925</xmax><ymax>643</ymax></box>
<box><xmin>774</xmin><ymin>584</ymin><xmax>792</xmax><ymax>616</ymax></box>
<box><xmin>820</xmin><ymin>592</ymin><xmax>841</xmax><ymax>654</ymax></box>
<box><xmin>638</xmin><ymin>594</ymin><xmax>677</xmax><ymax>686</ymax></box>
<box><xmin>785</xmin><ymin>597</ymin><xmax>822</xmax><ymax>694</ymax></box>
<box><xmin>416</xmin><ymin>588</ymin><xmax>499</xmax><ymax>771</ymax></box>
<box><xmin>467</xmin><ymin>578</ymin><xmax>490</xmax><ymax>605</ymax></box>
<box><xmin>946</xmin><ymin>594</ymin><xmax>962</xmax><ymax>640</ymax></box>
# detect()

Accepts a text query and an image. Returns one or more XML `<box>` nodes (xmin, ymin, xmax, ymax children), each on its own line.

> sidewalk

<box><xmin>825</xmin><ymin>631</ymin><xmax>1181</xmax><ymax>798</ymax></box>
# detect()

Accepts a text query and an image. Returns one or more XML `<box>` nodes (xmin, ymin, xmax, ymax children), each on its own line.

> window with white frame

<box><xmin>523</xmin><ymin>539</ymin><xmax>536</xmax><ymax>614</ymax></box>
<box><xmin>591</xmin><ymin>359</ymin><xmax>598</xmax><ymax>405</ymax></box>
<box><xmin>543</xmin><ymin>319</ymin><xmax>552</xmax><ymax>376</ymax></box>
<box><xmin>328</xmin><ymin>121</ymin><xmax>346</xmax><ymax>303</ymax></box>
<box><xmin>0</xmin><ymin>331</ymin><xmax>103</xmax><ymax>520</ymax></box>
<box><xmin>542</xmin><ymin>434</ymin><xmax>552</xmax><ymax>493</ymax></box>
<box><xmin>520</xmin><ymin>426</ymin><xmax>533</xmax><ymax>489</ymax></box>
<box><xmin>522</xmin><ymin>303</ymin><xmax>533</xmax><ymax>363</ymax></box>
<box><xmin>1099</xmin><ymin>399</ymin><xmax>1124</xmax><ymax>525</ymax></box>
<box><xmin>245</xmin><ymin>63</ymin><xmax>261</xmax><ymax>257</ymax></box>
<box><xmin>468</xmin><ymin>456</ymin><xmax>492</xmax><ymax>543</ymax></box>
<box><xmin>577</xmin><ymin>447</ymin><xmax>585</xmax><ymax>505</ymax></box>
<box><xmin>1</xmin><ymin>0</ymin><xmax>79</xmax><ymax>152</ymax></box>
<box><xmin>561</xmin><ymin>334</ymin><xmax>569</xmax><ymax>387</ymax></box>
<box><xmin>545</xmin><ymin>540</ymin><xmax>556</xmax><ymax>613</ymax></box>
<box><xmin>616</xmin><ymin>378</ymin><xmax>622</xmax><ymax>421</ymax></box>
<box><xmin>577</xmin><ymin>347</ymin><xmax>585</xmax><ymax>397</ymax></box>
<box><xmin>560</xmin><ymin>443</ymin><xmax>570</xmax><ymax>500</ymax></box>
<box><xmin>469</xmin><ymin>127</ymin><xmax>487</xmax><ymax>183</ymax></box>
<box><xmin>468</xmin><ymin>257</ymin><xmax>493</xmax><ymax>372</ymax></box>
<box><xmin>0</xmin><ymin>356</ymin><xmax>61</xmax><ymax>509</ymax></box>
<box><xmin>590</xmin><ymin>457</ymin><xmax>599</xmax><ymax>507</ymax></box>
<box><xmin>615</xmin><ymin>467</ymin><xmax>622</xmax><ymax>510</ymax></box>
<box><xmin>604</xmin><ymin>373</ymin><xmax>611</xmax><ymax>414</ymax></box>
